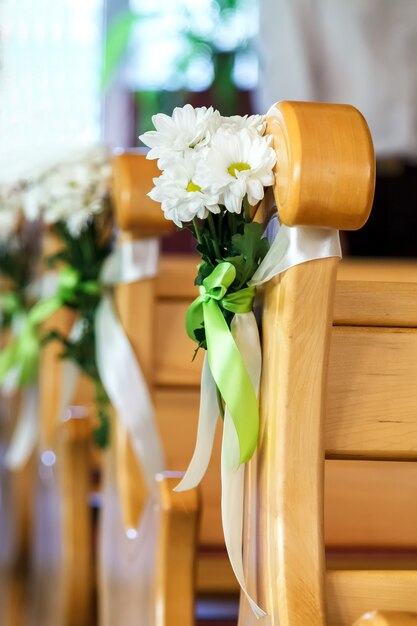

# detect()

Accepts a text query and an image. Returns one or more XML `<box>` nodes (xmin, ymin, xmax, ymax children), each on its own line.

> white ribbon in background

<box><xmin>177</xmin><ymin>220</ymin><xmax>342</xmax><ymax>618</ymax></box>
<box><xmin>95</xmin><ymin>238</ymin><xmax>165</xmax><ymax>495</ymax></box>
<box><xmin>1</xmin><ymin>281</ymin><xmax>53</xmax><ymax>471</ymax></box>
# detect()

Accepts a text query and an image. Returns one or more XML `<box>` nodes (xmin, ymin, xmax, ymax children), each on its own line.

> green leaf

<box><xmin>226</xmin><ymin>222</ymin><xmax>269</xmax><ymax>288</ymax></box>
<box><xmin>100</xmin><ymin>10</ymin><xmax>138</xmax><ymax>90</ymax></box>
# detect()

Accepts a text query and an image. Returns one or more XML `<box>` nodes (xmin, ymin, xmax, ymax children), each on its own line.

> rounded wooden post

<box><xmin>239</xmin><ymin>101</ymin><xmax>375</xmax><ymax>626</ymax></box>
<box><xmin>155</xmin><ymin>473</ymin><xmax>200</xmax><ymax>626</ymax></box>
<box><xmin>111</xmin><ymin>151</ymin><xmax>173</xmax><ymax>531</ymax></box>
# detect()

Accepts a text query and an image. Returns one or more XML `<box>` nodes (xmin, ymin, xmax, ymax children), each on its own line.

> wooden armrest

<box><xmin>112</xmin><ymin>150</ymin><xmax>174</xmax><ymax>236</ymax></box>
<box><xmin>354</xmin><ymin>611</ymin><xmax>417</xmax><ymax>625</ymax></box>
<box><xmin>155</xmin><ymin>472</ymin><xmax>200</xmax><ymax>626</ymax></box>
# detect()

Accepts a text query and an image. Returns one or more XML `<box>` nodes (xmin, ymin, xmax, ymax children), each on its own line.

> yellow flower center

<box><xmin>227</xmin><ymin>161</ymin><xmax>251</xmax><ymax>178</ymax></box>
<box><xmin>186</xmin><ymin>180</ymin><xmax>201</xmax><ymax>193</ymax></box>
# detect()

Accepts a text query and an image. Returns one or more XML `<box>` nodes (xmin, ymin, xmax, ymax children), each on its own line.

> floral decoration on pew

<box><xmin>0</xmin><ymin>184</ymin><xmax>40</xmax><ymax>387</ymax></box>
<box><xmin>141</xmin><ymin>104</ymin><xmax>276</xmax><ymax>464</ymax></box>
<box><xmin>24</xmin><ymin>150</ymin><xmax>114</xmax><ymax>446</ymax></box>
<box><xmin>0</xmin><ymin>184</ymin><xmax>43</xmax><ymax>469</ymax></box>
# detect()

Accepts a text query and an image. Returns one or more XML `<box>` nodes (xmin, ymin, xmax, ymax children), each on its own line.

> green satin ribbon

<box><xmin>0</xmin><ymin>267</ymin><xmax>101</xmax><ymax>388</ymax></box>
<box><xmin>186</xmin><ymin>262</ymin><xmax>258</xmax><ymax>463</ymax></box>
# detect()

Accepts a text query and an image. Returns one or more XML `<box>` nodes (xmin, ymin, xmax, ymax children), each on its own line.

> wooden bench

<box><xmin>112</xmin><ymin>150</ymin><xmax>417</xmax><ymax>601</ymax></box>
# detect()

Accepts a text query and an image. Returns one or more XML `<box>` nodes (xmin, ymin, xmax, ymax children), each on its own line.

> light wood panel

<box><xmin>325</xmin><ymin>461</ymin><xmax>417</xmax><ymax>548</ymax></box>
<box><xmin>155</xmin><ymin>386</ymin><xmax>417</xmax><ymax>549</ymax></box>
<box><xmin>326</xmin><ymin>571</ymin><xmax>417</xmax><ymax>626</ymax></box>
<box><xmin>154</xmin><ymin>389</ymin><xmax>221</xmax><ymax>546</ymax></box>
<box><xmin>155</xmin><ymin>311</ymin><xmax>417</xmax><ymax>461</ymax></box>
<box><xmin>245</xmin><ymin>259</ymin><xmax>338</xmax><ymax>625</ymax></box>
<box><xmin>155</xmin><ymin>302</ymin><xmax>203</xmax><ymax>386</ymax></box>
<box><xmin>155</xmin><ymin>475</ymin><xmax>199</xmax><ymax>626</ymax></box>
<box><xmin>353</xmin><ymin>610</ymin><xmax>417</xmax><ymax>625</ymax></box>
<box><xmin>326</xmin><ymin>327</ymin><xmax>417</xmax><ymax>460</ymax></box>
<box><xmin>157</xmin><ymin>257</ymin><xmax>417</xmax><ymax>296</ymax></box>
<box><xmin>334</xmin><ymin>281</ymin><xmax>417</xmax><ymax>328</ymax></box>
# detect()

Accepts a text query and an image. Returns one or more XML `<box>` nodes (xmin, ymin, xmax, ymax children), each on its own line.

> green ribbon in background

<box><xmin>0</xmin><ymin>267</ymin><xmax>101</xmax><ymax>388</ymax></box>
<box><xmin>186</xmin><ymin>262</ymin><xmax>258</xmax><ymax>463</ymax></box>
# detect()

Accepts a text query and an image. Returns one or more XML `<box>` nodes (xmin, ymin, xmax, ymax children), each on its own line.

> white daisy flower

<box><xmin>195</xmin><ymin>127</ymin><xmax>276</xmax><ymax>214</ymax></box>
<box><xmin>220</xmin><ymin>114</ymin><xmax>266</xmax><ymax>135</ymax></box>
<box><xmin>25</xmin><ymin>149</ymin><xmax>111</xmax><ymax>236</ymax></box>
<box><xmin>139</xmin><ymin>104</ymin><xmax>221</xmax><ymax>169</ymax></box>
<box><xmin>148</xmin><ymin>152</ymin><xmax>220</xmax><ymax>227</ymax></box>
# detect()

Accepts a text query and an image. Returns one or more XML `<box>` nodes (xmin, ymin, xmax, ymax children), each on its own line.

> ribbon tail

<box><xmin>95</xmin><ymin>294</ymin><xmax>165</xmax><ymax>495</ymax></box>
<box><xmin>221</xmin><ymin>409</ymin><xmax>265</xmax><ymax>619</ymax></box>
<box><xmin>175</xmin><ymin>354</ymin><xmax>219</xmax><ymax>492</ymax></box>
<box><xmin>4</xmin><ymin>385</ymin><xmax>39</xmax><ymax>470</ymax></box>
<box><xmin>220</xmin><ymin>312</ymin><xmax>265</xmax><ymax>618</ymax></box>
<box><xmin>204</xmin><ymin>299</ymin><xmax>259</xmax><ymax>463</ymax></box>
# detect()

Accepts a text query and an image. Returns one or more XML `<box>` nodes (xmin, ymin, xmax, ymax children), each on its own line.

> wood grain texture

<box><xmin>334</xmin><ymin>281</ymin><xmax>417</xmax><ymax>327</ymax></box>
<box><xmin>327</xmin><ymin>571</ymin><xmax>417</xmax><ymax>626</ymax></box>
<box><xmin>155</xmin><ymin>474</ymin><xmax>200</xmax><ymax>626</ymax></box>
<box><xmin>154</xmin><ymin>311</ymin><xmax>417</xmax><ymax>458</ymax></box>
<box><xmin>156</xmin><ymin>254</ymin><xmax>417</xmax><ymax>299</ymax></box>
<box><xmin>266</xmin><ymin>101</ymin><xmax>375</xmax><ymax>230</ymax></box>
<box><xmin>247</xmin><ymin>258</ymin><xmax>338</xmax><ymax>626</ymax></box>
<box><xmin>326</xmin><ymin>327</ymin><xmax>417</xmax><ymax>460</ymax></box>
<box><xmin>155</xmin><ymin>386</ymin><xmax>417</xmax><ymax>550</ymax></box>
<box><xmin>353</xmin><ymin>610</ymin><xmax>417</xmax><ymax>625</ymax></box>
<box><xmin>325</xmin><ymin>460</ymin><xmax>417</xmax><ymax>548</ymax></box>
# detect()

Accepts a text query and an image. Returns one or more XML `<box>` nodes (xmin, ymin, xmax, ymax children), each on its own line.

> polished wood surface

<box><xmin>353</xmin><ymin>610</ymin><xmax>417</xmax><ymax>625</ymax></box>
<box><xmin>112</xmin><ymin>151</ymin><xmax>174</xmax><ymax>236</ymax></box>
<box><xmin>327</xmin><ymin>572</ymin><xmax>417</xmax><ymax>626</ymax></box>
<box><xmin>237</xmin><ymin>102</ymin><xmax>416</xmax><ymax>625</ymax></box>
<box><xmin>266</xmin><ymin>101</ymin><xmax>375</xmax><ymax>230</ymax></box>
<box><xmin>155</xmin><ymin>474</ymin><xmax>200</xmax><ymax>626</ymax></box>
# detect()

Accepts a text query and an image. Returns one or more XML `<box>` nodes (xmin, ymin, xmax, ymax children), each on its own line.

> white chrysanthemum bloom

<box><xmin>139</xmin><ymin>104</ymin><xmax>221</xmax><ymax>169</ymax></box>
<box><xmin>0</xmin><ymin>186</ymin><xmax>23</xmax><ymax>242</ymax></box>
<box><xmin>195</xmin><ymin>127</ymin><xmax>276</xmax><ymax>214</ymax></box>
<box><xmin>220</xmin><ymin>114</ymin><xmax>266</xmax><ymax>135</ymax></box>
<box><xmin>25</xmin><ymin>149</ymin><xmax>111</xmax><ymax>236</ymax></box>
<box><xmin>149</xmin><ymin>152</ymin><xmax>220</xmax><ymax>227</ymax></box>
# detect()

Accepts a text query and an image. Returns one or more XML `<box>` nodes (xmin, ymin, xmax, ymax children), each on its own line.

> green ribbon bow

<box><xmin>0</xmin><ymin>267</ymin><xmax>101</xmax><ymax>388</ymax></box>
<box><xmin>186</xmin><ymin>262</ymin><xmax>258</xmax><ymax>463</ymax></box>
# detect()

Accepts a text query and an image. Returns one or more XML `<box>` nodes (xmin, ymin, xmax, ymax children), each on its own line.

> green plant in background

<box><xmin>102</xmin><ymin>0</ymin><xmax>257</xmax><ymax>136</ymax></box>
<box><xmin>44</xmin><ymin>211</ymin><xmax>113</xmax><ymax>448</ymax></box>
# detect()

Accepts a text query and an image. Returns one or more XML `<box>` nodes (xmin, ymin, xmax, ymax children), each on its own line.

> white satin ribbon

<box><xmin>95</xmin><ymin>238</ymin><xmax>165</xmax><ymax>495</ymax></box>
<box><xmin>177</xmin><ymin>221</ymin><xmax>342</xmax><ymax>618</ymax></box>
<box><xmin>250</xmin><ymin>221</ymin><xmax>342</xmax><ymax>286</ymax></box>
<box><xmin>1</xmin><ymin>279</ymin><xmax>59</xmax><ymax>470</ymax></box>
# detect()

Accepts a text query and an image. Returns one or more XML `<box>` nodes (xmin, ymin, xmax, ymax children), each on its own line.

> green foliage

<box><xmin>0</xmin><ymin>224</ymin><xmax>41</xmax><ymax>331</ymax></box>
<box><xmin>45</xmin><ymin>215</ymin><xmax>113</xmax><ymax>446</ymax></box>
<box><xmin>191</xmin><ymin>198</ymin><xmax>269</xmax><ymax>352</ymax></box>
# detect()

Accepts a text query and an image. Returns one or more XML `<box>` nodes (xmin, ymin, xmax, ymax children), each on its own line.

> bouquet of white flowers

<box><xmin>141</xmin><ymin>104</ymin><xmax>276</xmax><ymax>464</ymax></box>
<box><xmin>0</xmin><ymin>149</ymin><xmax>115</xmax><ymax>447</ymax></box>
<box><xmin>141</xmin><ymin>104</ymin><xmax>277</xmax><ymax>616</ymax></box>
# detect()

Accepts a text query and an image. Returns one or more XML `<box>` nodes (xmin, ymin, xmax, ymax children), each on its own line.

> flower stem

<box><xmin>216</xmin><ymin>384</ymin><xmax>225</xmax><ymax>420</ymax></box>
<box><xmin>192</xmin><ymin>218</ymin><xmax>202</xmax><ymax>245</ymax></box>
<box><xmin>243</xmin><ymin>195</ymin><xmax>251</xmax><ymax>223</ymax></box>
<box><xmin>207</xmin><ymin>213</ymin><xmax>222</xmax><ymax>261</ymax></box>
